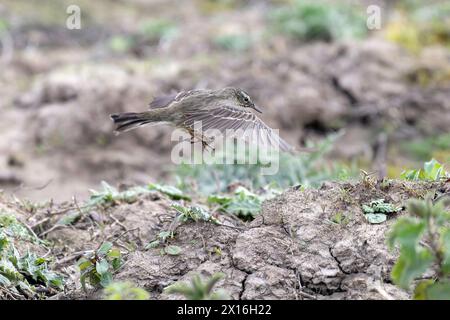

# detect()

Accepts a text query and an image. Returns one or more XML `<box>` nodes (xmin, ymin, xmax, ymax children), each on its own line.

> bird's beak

<box><xmin>252</xmin><ymin>105</ymin><xmax>263</xmax><ymax>113</ymax></box>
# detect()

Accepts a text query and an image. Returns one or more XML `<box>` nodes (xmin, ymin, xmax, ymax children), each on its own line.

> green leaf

<box><xmin>103</xmin><ymin>281</ymin><xmax>150</xmax><ymax>300</ymax></box>
<box><xmin>171</xmin><ymin>204</ymin><xmax>189</xmax><ymax>215</ymax></box>
<box><xmin>98</xmin><ymin>242</ymin><xmax>113</xmax><ymax>256</ymax></box>
<box><xmin>414</xmin><ymin>279</ymin><xmax>434</xmax><ymax>300</ymax></box>
<box><xmin>56</xmin><ymin>212</ymin><xmax>80</xmax><ymax>226</ymax></box>
<box><xmin>0</xmin><ymin>273</ymin><xmax>11</xmax><ymax>286</ymax></box>
<box><xmin>415</xmin><ymin>279</ymin><xmax>450</xmax><ymax>300</ymax></box>
<box><xmin>148</xmin><ymin>183</ymin><xmax>191</xmax><ymax>200</ymax></box>
<box><xmin>362</xmin><ymin>199</ymin><xmax>401</xmax><ymax>215</ymax></box>
<box><xmin>207</xmin><ymin>194</ymin><xmax>232</xmax><ymax>206</ymax></box>
<box><xmin>47</xmin><ymin>273</ymin><xmax>64</xmax><ymax>289</ymax></box>
<box><xmin>165</xmin><ymin>245</ymin><xmax>182</xmax><ymax>256</ymax></box>
<box><xmin>423</xmin><ymin>159</ymin><xmax>443</xmax><ymax>180</ymax></box>
<box><xmin>401</xmin><ymin>159</ymin><xmax>448</xmax><ymax>181</ymax></box>
<box><xmin>100</xmin><ymin>272</ymin><xmax>113</xmax><ymax>287</ymax></box>
<box><xmin>158</xmin><ymin>231</ymin><xmax>173</xmax><ymax>242</ymax></box>
<box><xmin>365</xmin><ymin>213</ymin><xmax>387</xmax><ymax>224</ymax></box>
<box><xmin>387</xmin><ymin>217</ymin><xmax>425</xmax><ymax>250</ymax></box>
<box><xmin>391</xmin><ymin>249</ymin><xmax>433</xmax><ymax>289</ymax></box>
<box><xmin>145</xmin><ymin>240</ymin><xmax>160</xmax><ymax>249</ymax></box>
<box><xmin>107</xmin><ymin>248</ymin><xmax>121</xmax><ymax>259</ymax></box>
<box><xmin>164</xmin><ymin>272</ymin><xmax>229</xmax><ymax>300</ymax></box>
<box><xmin>80</xmin><ymin>272</ymin><xmax>89</xmax><ymax>292</ymax></box>
<box><xmin>77</xmin><ymin>258</ymin><xmax>93</xmax><ymax>271</ymax></box>
<box><xmin>111</xmin><ymin>258</ymin><xmax>122</xmax><ymax>271</ymax></box>
<box><xmin>96</xmin><ymin>259</ymin><xmax>109</xmax><ymax>276</ymax></box>
<box><xmin>425</xmin><ymin>281</ymin><xmax>450</xmax><ymax>300</ymax></box>
<box><xmin>388</xmin><ymin>216</ymin><xmax>434</xmax><ymax>288</ymax></box>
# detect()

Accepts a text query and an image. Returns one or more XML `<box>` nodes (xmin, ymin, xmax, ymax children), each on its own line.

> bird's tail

<box><xmin>110</xmin><ymin>112</ymin><xmax>155</xmax><ymax>134</ymax></box>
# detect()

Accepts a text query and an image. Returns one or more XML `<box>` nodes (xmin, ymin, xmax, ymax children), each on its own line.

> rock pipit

<box><xmin>110</xmin><ymin>87</ymin><xmax>293</xmax><ymax>152</ymax></box>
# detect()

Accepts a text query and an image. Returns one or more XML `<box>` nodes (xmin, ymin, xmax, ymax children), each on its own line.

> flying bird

<box><xmin>110</xmin><ymin>87</ymin><xmax>294</xmax><ymax>152</ymax></box>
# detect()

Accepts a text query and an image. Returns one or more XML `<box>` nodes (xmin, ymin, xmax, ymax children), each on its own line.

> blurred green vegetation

<box><xmin>270</xmin><ymin>0</ymin><xmax>368</xmax><ymax>42</ymax></box>
<box><xmin>386</xmin><ymin>1</ymin><xmax>450</xmax><ymax>52</ymax></box>
<box><xmin>401</xmin><ymin>134</ymin><xmax>450</xmax><ymax>161</ymax></box>
<box><xmin>139</xmin><ymin>19</ymin><xmax>179</xmax><ymax>42</ymax></box>
<box><xmin>174</xmin><ymin>134</ymin><xmax>356</xmax><ymax>195</ymax></box>
<box><xmin>0</xmin><ymin>19</ymin><xmax>8</xmax><ymax>32</ymax></box>
<box><xmin>103</xmin><ymin>281</ymin><xmax>150</xmax><ymax>300</ymax></box>
<box><xmin>196</xmin><ymin>0</ymin><xmax>239</xmax><ymax>13</ymax></box>
<box><xmin>164</xmin><ymin>272</ymin><xmax>230</xmax><ymax>300</ymax></box>
<box><xmin>400</xmin><ymin>158</ymin><xmax>449</xmax><ymax>181</ymax></box>
<box><xmin>108</xmin><ymin>18</ymin><xmax>178</xmax><ymax>54</ymax></box>
<box><xmin>388</xmin><ymin>196</ymin><xmax>450</xmax><ymax>299</ymax></box>
<box><xmin>213</xmin><ymin>34</ymin><xmax>252</xmax><ymax>52</ymax></box>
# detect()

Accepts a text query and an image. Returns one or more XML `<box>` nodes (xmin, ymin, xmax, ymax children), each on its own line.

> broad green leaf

<box><xmin>171</xmin><ymin>204</ymin><xmax>189</xmax><ymax>215</ymax></box>
<box><xmin>207</xmin><ymin>194</ymin><xmax>232</xmax><ymax>205</ymax></box>
<box><xmin>148</xmin><ymin>183</ymin><xmax>191</xmax><ymax>201</ymax></box>
<box><xmin>111</xmin><ymin>258</ymin><xmax>122</xmax><ymax>271</ymax></box>
<box><xmin>103</xmin><ymin>281</ymin><xmax>150</xmax><ymax>300</ymax></box>
<box><xmin>100</xmin><ymin>272</ymin><xmax>113</xmax><ymax>287</ymax></box>
<box><xmin>107</xmin><ymin>248</ymin><xmax>121</xmax><ymax>259</ymax></box>
<box><xmin>165</xmin><ymin>245</ymin><xmax>182</xmax><ymax>256</ymax></box>
<box><xmin>388</xmin><ymin>215</ymin><xmax>434</xmax><ymax>288</ymax></box>
<box><xmin>96</xmin><ymin>259</ymin><xmax>109</xmax><ymax>275</ymax></box>
<box><xmin>98</xmin><ymin>242</ymin><xmax>113</xmax><ymax>256</ymax></box>
<box><xmin>414</xmin><ymin>279</ymin><xmax>434</xmax><ymax>300</ymax></box>
<box><xmin>423</xmin><ymin>159</ymin><xmax>442</xmax><ymax>180</ymax></box>
<box><xmin>401</xmin><ymin>159</ymin><xmax>448</xmax><ymax>181</ymax></box>
<box><xmin>145</xmin><ymin>240</ymin><xmax>160</xmax><ymax>249</ymax></box>
<box><xmin>159</xmin><ymin>231</ymin><xmax>173</xmax><ymax>241</ymax></box>
<box><xmin>365</xmin><ymin>213</ymin><xmax>387</xmax><ymax>224</ymax></box>
<box><xmin>425</xmin><ymin>281</ymin><xmax>450</xmax><ymax>300</ymax></box>
<box><xmin>387</xmin><ymin>217</ymin><xmax>425</xmax><ymax>250</ymax></box>
<box><xmin>391</xmin><ymin>249</ymin><xmax>433</xmax><ymax>289</ymax></box>
<box><xmin>362</xmin><ymin>199</ymin><xmax>401</xmax><ymax>215</ymax></box>
<box><xmin>77</xmin><ymin>258</ymin><xmax>93</xmax><ymax>271</ymax></box>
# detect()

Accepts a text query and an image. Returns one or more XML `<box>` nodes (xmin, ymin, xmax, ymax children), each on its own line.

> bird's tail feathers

<box><xmin>110</xmin><ymin>112</ymin><xmax>154</xmax><ymax>134</ymax></box>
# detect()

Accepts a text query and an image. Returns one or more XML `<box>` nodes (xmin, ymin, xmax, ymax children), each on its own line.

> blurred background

<box><xmin>0</xmin><ymin>0</ymin><xmax>449</xmax><ymax>201</ymax></box>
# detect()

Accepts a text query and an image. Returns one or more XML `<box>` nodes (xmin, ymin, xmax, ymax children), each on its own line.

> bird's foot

<box><xmin>200</xmin><ymin>135</ymin><xmax>215</xmax><ymax>152</ymax></box>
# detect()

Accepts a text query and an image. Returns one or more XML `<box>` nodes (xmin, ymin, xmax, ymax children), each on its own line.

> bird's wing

<box><xmin>181</xmin><ymin>105</ymin><xmax>293</xmax><ymax>152</ymax></box>
<box><xmin>149</xmin><ymin>90</ymin><xmax>205</xmax><ymax>109</ymax></box>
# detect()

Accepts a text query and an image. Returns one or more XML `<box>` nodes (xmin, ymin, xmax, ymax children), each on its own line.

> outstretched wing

<box><xmin>149</xmin><ymin>90</ymin><xmax>205</xmax><ymax>109</ymax></box>
<box><xmin>181</xmin><ymin>105</ymin><xmax>293</xmax><ymax>152</ymax></box>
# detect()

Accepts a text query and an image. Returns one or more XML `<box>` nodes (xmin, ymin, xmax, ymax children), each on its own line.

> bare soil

<box><xmin>5</xmin><ymin>179</ymin><xmax>445</xmax><ymax>300</ymax></box>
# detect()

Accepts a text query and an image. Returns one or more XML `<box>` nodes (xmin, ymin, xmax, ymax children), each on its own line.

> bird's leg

<box><xmin>187</xmin><ymin>128</ymin><xmax>215</xmax><ymax>152</ymax></box>
<box><xmin>178</xmin><ymin>128</ymin><xmax>197</xmax><ymax>144</ymax></box>
<box><xmin>201</xmin><ymin>135</ymin><xmax>215</xmax><ymax>152</ymax></box>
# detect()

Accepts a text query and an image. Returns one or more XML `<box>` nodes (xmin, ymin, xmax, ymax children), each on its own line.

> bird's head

<box><xmin>221</xmin><ymin>87</ymin><xmax>263</xmax><ymax>113</ymax></box>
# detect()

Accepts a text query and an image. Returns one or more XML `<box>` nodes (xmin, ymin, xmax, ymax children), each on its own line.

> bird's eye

<box><xmin>243</xmin><ymin>97</ymin><xmax>249</xmax><ymax>102</ymax></box>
